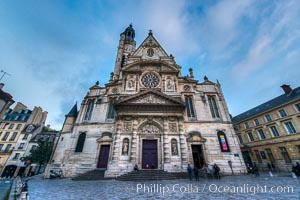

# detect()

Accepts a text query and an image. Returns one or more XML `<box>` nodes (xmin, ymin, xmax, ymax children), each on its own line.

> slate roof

<box><xmin>66</xmin><ymin>103</ymin><xmax>78</xmax><ymax>117</ymax></box>
<box><xmin>232</xmin><ymin>86</ymin><xmax>300</xmax><ymax>124</ymax></box>
<box><xmin>0</xmin><ymin>88</ymin><xmax>14</xmax><ymax>103</ymax></box>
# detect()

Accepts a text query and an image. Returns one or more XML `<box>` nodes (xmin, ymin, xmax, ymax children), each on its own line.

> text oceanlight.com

<box><xmin>136</xmin><ymin>183</ymin><xmax>294</xmax><ymax>196</ymax></box>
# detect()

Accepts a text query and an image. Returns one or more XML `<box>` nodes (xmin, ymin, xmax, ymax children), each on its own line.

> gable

<box><xmin>116</xmin><ymin>90</ymin><xmax>185</xmax><ymax>106</ymax></box>
<box><xmin>126</xmin><ymin>93</ymin><xmax>172</xmax><ymax>105</ymax></box>
<box><xmin>132</xmin><ymin>33</ymin><xmax>169</xmax><ymax>60</ymax></box>
<box><xmin>122</xmin><ymin>60</ymin><xmax>180</xmax><ymax>73</ymax></box>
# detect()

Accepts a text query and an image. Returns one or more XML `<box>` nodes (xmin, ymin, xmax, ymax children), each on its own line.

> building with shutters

<box><xmin>0</xmin><ymin>102</ymin><xmax>47</xmax><ymax>177</ymax></box>
<box><xmin>232</xmin><ymin>84</ymin><xmax>300</xmax><ymax>172</ymax></box>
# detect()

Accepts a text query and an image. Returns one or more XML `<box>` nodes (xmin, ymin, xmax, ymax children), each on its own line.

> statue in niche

<box><xmin>122</xmin><ymin>138</ymin><xmax>129</xmax><ymax>155</ymax></box>
<box><xmin>171</xmin><ymin>139</ymin><xmax>178</xmax><ymax>155</ymax></box>
<box><xmin>166</xmin><ymin>79</ymin><xmax>175</xmax><ymax>91</ymax></box>
<box><xmin>128</xmin><ymin>79</ymin><xmax>135</xmax><ymax>88</ymax></box>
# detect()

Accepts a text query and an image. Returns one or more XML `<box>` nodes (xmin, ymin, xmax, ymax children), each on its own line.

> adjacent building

<box><xmin>49</xmin><ymin>25</ymin><xmax>246</xmax><ymax>178</ymax></box>
<box><xmin>232</xmin><ymin>85</ymin><xmax>300</xmax><ymax>171</ymax></box>
<box><xmin>0</xmin><ymin>83</ymin><xmax>14</xmax><ymax>120</ymax></box>
<box><xmin>0</xmin><ymin>102</ymin><xmax>47</xmax><ymax>177</ymax></box>
<box><xmin>25</xmin><ymin>126</ymin><xmax>59</xmax><ymax>176</ymax></box>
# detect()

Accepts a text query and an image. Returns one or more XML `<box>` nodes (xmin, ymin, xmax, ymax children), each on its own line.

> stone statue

<box><xmin>122</xmin><ymin>139</ymin><xmax>129</xmax><ymax>155</ymax></box>
<box><xmin>128</xmin><ymin>79</ymin><xmax>135</xmax><ymax>88</ymax></box>
<box><xmin>171</xmin><ymin>140</ymin><xmax>178</xmax><ymax>155</ymax></box>
<box><xmin>166</xmin><ymin>79</ymin><xmax>175</xmax><ymax>91</ymax></box>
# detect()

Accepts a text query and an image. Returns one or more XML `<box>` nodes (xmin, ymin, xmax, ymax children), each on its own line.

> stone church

<box><xmin>49</xmin><ymin>24</ymin><xmax>246</xmax><ymax>177</ymax></box>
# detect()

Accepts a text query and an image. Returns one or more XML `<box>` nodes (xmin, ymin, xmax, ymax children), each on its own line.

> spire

<box><xmin>66</xmin><ymin>102</ymin><xmax>78</xmax><ymax>117</ymax></box>
<box><xmin>122</xmin><ymin>24</ymin><xmax>135</xmax><ymax>42</ymax></box>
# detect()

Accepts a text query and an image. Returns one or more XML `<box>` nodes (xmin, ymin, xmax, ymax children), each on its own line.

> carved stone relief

<box><xmin>165</xmin><ymin>77</ymin><xmax>175</xmax><ymax>92</ymax></box>
<box><xmin>131</xmin><ymin>94</ymin><xmax>168</xmax><ymax>104</ymax></box>
<box><xmin>140</xmin><ymin>124</ymin><xmax>160</xmax><ymax>134</ymax></box>
<box><xmin>169</xmin><ymin>123</ymin><xmax>177</xmax><ymax>133</ymax></box>
<box><xmin>123</xmin><ymin>122</ymin><xmax>132</xmax><ymax>132</ymax></box>
<box><xmin>126</xmin><ymin>75</ymin><xmax>137</xmax><ymax>91</ymax></box>
<box><xmin>141</xmin><ymin>66</ymin><xmax>160</xmax><ymax>72</ymax></box>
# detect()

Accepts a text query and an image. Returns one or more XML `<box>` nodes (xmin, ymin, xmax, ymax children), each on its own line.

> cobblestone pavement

<box><xmin>27</xmin><ymin>173</ymin><xmax>300</xmax><ymax>200</ymax></box>
<box><xmin>0</xmin><ymin>179</ymin><xmax>12</xmax><ymax>200</ymax></box>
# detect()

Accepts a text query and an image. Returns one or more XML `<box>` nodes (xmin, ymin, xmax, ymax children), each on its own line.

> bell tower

<box><xmin>113</xmin><ymin>24</ymin><xmax>136</xmax><ymax>79</ymax></box>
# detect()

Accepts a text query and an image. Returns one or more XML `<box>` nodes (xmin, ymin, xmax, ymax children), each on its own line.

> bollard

<box><xmin>20</xmin><ymin>192</ymin><xmax>28</xmax><ymax>200</ymax></box>
<box><xmin>269</xmin><ymin>171</ymin><xmax>273</xmax><ymax>177</ymax></box>
<box><xmin>291</xmin><ymin>172</ymin><xmax>297</xmax><ymax>179</ymax></box>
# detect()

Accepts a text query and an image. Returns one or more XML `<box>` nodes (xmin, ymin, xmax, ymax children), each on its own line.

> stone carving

<box><xmin>171</xmin><ymin>139</ymin><xmax>178</xmax><ymax>155</ymax></box>
<box><xmin>111</xmin><ymin>88</ymin><xmax>118</xmax><ymax>94</ymax></box>
<box><xmin>147</xmin><ymin>48</ymin><xmax>154</xmax><ymax>57</ymax></box>
<box><xmin>141</xmin><ymin>66</ymin><xmax>160</xmax><ymax>72</ymax></box>
<box><xmin>122</xmin><ymin>138</ymin><xmax>129</xmax><ymax>155</ymax></box>
<box><xmin>169</xmin><ymin>123</ymin><xmax>177</xmax><ymax>132</ymax></box>
<box><xmin>128</xmin><ymin>79</ymin><xmax>135</xmax><ymax>88</ymax></box>
<box><xmin>140</xmin><ymin>124</ymin><xmax>160</xmax><ymax>134</ymax></box>
<box><xmin>131</xmin><ymin>94</ymin><xmax>168</xmax><ymax>104</ymax></box>
<box><xmin>165</xmin><ymin>78</ymin><xmax>175</xmax><ymax>91</ymax></box>
<box><xmin>123</xmin><ymin>122</ymin><xmax>132</xmax><ymax>132</ymax></box>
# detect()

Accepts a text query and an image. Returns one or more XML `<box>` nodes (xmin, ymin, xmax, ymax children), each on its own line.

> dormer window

<box><xmin>26</xmin><ymin>125</ymin><xmax>34</xmax><ymax>132</ymax></box>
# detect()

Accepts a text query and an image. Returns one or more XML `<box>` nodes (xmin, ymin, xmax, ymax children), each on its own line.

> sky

<box><xmin>0</xmin><ymin>0</ymin><xmax>299</xmax><ymax>130</ymax></box>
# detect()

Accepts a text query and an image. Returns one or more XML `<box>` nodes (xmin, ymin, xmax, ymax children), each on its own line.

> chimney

<box><xmin>281</xmin><ymin>84</ymin><xmax>292</xmax><ymax>95</ymax></box>
<box><xmin>0</xmin><ymin>83</ymin><xmax>4</xmax><ymax>89</ymax></box>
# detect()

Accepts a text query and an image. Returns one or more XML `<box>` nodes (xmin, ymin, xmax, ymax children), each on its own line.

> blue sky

<box><xmin>0</xmin><ymin>0</ymin><xmax>299</xmax><ymax>130</ymax></box>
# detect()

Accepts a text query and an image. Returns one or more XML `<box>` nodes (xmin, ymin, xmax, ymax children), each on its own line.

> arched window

<box><xmin>217</xmin><ymin>131</ymin><xmax>230</xmax><ymax>152</ymax></box>
<box><xmin>122</xmin><ymin>138</ymin><xmax>129</xmax><ymax>155</ymax></box>
<box><xmin>171</xmin><ymin>139</ymin><xmax>178</xmax><ymax>155</ymax></box>
<box><xmin>208</xmin><ymin>96</ymin><xmax>220</xmax><ymax>118</ymax></box>
<box><xmin>84</xmin><ymin>100</ymin><xmax>94</xmax><ymax>121</ymax></box>
<box><xmin>107</xmin><ymin>99</ymin><xmax>116</xmax><ymax>119</ymax></box>
<box><xmin>75</xmin><ymin>132</ymin><xmax>86</xmax><ymax>152</ymax></box>
<box><xmin>185</xmin><ymin>96</ymin><xmax>195</xmax><ymax>118</ymax></box>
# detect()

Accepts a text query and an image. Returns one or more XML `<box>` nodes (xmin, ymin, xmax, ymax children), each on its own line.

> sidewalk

<box><xmin>0</xmin><ymin>178</ymin><xmax>12</xmax><ymax>200</ymax></box>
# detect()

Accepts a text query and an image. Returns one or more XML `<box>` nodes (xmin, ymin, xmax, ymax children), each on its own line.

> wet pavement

<box><xmin>0</xmin><ymin>179</ymin><xmax>12</xmax><ymax>200</ymax></box>
<box><xmin>27</xmin><ymin>173</ymin><xmax>300</xmax><ymax>200</ymax></box>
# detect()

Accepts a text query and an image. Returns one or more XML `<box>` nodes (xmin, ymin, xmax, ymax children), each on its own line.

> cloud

<box><xmin>231</xmin><ymin>0</ymin><xmax>300</xmax><ymax>81</ymax></box>
<box><xmin>0</xmin><ymin>0</ymin><xmax>299</xmax><ymax>128</ymax></box>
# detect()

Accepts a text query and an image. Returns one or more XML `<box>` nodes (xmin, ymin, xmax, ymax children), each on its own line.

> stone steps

<box><xmin>72</xmin><ymin>169</ymin><xmax>112</xmax><ymax>181</ymax></box>
<box><xmin>116</xmin><ymin>170</ymin><xmax>189</xmax><ymax>181</ymax></box>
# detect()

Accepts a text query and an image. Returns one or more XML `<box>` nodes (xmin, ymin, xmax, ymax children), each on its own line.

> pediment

<box><xmin>127</xmin><ymin>93</ymin><xmax>172</xmax><ymax>105</ymax></box>
<box><xmin>131</xmin><ymin>33</ymin><xmax>169</xmax><ymax>60</ymax></box>
<box><xmin>122</xmin><ymin>61</ymin><xmax>180</xmax><ymax>73</ymax></box>
<box><xmin>116</xmin><ymin>90</ymin><xmax>185</xmax><ymax>106</ymax></box>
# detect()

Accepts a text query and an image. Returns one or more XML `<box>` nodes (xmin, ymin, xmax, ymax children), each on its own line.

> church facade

<box><xmin>49</xmin><ymin>25</ymin><xmax>246</xmax><ymax>177</ymax></box>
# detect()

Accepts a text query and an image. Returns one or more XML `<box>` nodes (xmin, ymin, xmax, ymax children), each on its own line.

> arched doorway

<box><xmin>138</xmin><ymin>122</ymin><xmax>162</xmax><ymax>169</ymax></box>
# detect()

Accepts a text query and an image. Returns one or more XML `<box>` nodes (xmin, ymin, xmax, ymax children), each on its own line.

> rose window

<box><xmin>141</xmin><ymin>73</ymin><xmax>160</xmax><ymax>88</ymax></box>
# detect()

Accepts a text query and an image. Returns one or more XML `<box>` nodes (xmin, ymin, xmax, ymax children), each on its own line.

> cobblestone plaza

<box><xmin>27</xmin><ymin>174</ymin><xmax>300</xmax><ymax>200</ymax></box>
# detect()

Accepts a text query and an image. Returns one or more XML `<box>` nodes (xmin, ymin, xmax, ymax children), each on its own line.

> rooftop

<box><xmin>232</xmin><ymin>86</ymin><xmax>300</xmax><ymax>124</ymax></box>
